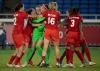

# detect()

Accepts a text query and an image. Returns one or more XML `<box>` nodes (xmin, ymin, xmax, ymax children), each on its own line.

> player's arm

<box><xmin>32</xmin><ymin>23</ymin><xmax>42</xmax><ymax>27</ymax></box>
<box><xmin>79</xmin><ymin>21</ymin><xmax>84</xmax><ymax>38</ymax></box>
<box><xmin>31</xmin><ymin>17</ymin><xmax>45</xmax><ymax>27</ymax></box>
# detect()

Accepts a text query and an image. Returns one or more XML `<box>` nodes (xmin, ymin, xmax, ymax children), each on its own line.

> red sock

<box><xmin>42</xmin><ymin>56</ymin><xmax>45</xmax><ymax>63</ymax></box>
<box><xmin>8</xmin><ymin>55</ymin><xmax>16</xmax><ymax>64</ymax></box>
<box><xmin>28</xmin><ymin>60</ymin><xmax>34</xmax><ymax>66</ymax></box>
<box><xmin>66</xmin><ymin>49</ymin><xmax>70</xmax><ymax>64</ymax></box>
<box><xmin>56</xmin><ymin>58</ymin><xmax>60</xmax><ymax>63</ymax></box>
<box><xmin>14</xmin><ymin>56</ymin><xmax>20</xmax><ymax>65</ymax></box>
<box><xmin>85</xmin><ymin>48</ymin><xmax>91</xmax><ymax>61</ymax></box>
<box><xmin>75</xmin><ymin>50</ymin><xmax>84</xmax><ymax>64</ymax></box>
<box><xmin>60</xmin><ymin>50</ymin><xmax>66</xmax><ymax>62</ymax></box>
<box><xmin>70</xmin><ymin>50</ymin><xmax>74</xmax><ymax>64</ymax></box>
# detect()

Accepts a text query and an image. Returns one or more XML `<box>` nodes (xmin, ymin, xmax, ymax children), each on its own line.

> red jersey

<box><xmin>67</xmin><ymin>16</ymin><xmax>83</xmax><ymax>32</ymax></box>
<box><xmin>43</xmin><ymin>10</ymin><xmax>60</xmax><ymax>29</ymax></box>
<box><xmin>13</xmin><ymin>11</ymin><xmax>28</xmax><ymax>33</ymax></box>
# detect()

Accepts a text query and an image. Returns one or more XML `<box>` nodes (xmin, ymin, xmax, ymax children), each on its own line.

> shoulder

<box><xmin>43</xmin><ymin>10</ymin><xmax>48</xmax><ymax>16</ymax></box>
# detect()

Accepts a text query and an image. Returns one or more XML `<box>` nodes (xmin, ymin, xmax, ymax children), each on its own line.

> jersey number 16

<box><xmin>48</xmin><ymin>17</ymin><xmax>55</xmax><ymax>25</ymax></box>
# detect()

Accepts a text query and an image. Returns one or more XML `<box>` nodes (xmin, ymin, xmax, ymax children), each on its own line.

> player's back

<box><xmin>67</xmin><ymin>16</ymin><xmax>82</xmax><ymax>32</ymax></box>
<box><xmin>43</xmin><ymin>10</ymin><xmax>60</xmax><ymax>29</ymax></box>
<box><xmin>13</xmin><ymin>11</ymin><xmax>28</xmax><ymax>32</ymax></box>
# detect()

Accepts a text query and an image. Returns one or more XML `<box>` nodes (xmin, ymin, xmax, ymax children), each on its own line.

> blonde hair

<box><xmin>49</xmin><ymin>2</ymin><xmax>58</xmax><ymax>10</ymax></box>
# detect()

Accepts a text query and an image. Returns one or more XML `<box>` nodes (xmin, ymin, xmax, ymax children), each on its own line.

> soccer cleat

<box><xmin>7</xmin><ymin>63</ymin><xmax>14</xmax><ymax>67</ymax></box>
<box><xmin>56</xmin><ymin>63</ymin><xmax>61</xmax><ymax>68</ymax></box>
<box><xmin>62</xmin><ymin>64</ymin><xmax>70</xmax><ymax>67</ymax></box>
<box><xmin>69</xmin><ymin>63</ymin><xmax>76</xmax><ymax>68</ymax></box>
<box><xmin>89</xmin><ymin>62</ymin><xmax>96</xmax><ymax>66</ymax></box>
<box><xmin>21</xmin><ymin>62</ymin><xmax>28</xmax><ymax>67</ymax></box>
<box><xmin>14</xmin><ymin>64</ymin><xmax>21</xmax><ymax>68</ymax></box>
<box><xmin>80</xmin><ymin>64</ymin><xmax>85</xmax><ymax>67</ymax></box>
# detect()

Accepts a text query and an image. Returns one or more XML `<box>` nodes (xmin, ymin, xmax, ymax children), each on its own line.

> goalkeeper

<box><xmin>22</xmin><ymin>5</ymin><xmax>50</xmax><ymax>67</ymax></box>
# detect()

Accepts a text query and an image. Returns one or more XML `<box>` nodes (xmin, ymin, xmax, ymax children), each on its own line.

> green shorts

<box><xmin>32</xmin><ymin>28</ymin><xmax>44</xmax><ymax>42</ymax></box>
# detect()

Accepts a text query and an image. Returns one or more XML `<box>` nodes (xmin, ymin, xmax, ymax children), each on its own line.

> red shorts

<box><xmin>12</xmin><ymin>32</ymin><xmax>25</xmax><ymax>48</ymax></box>
<box><xmin>24</xmin><ymin>34</ymin><xmax>31</xmax><ymax>44</ymax></box>
<box><xmin>66</xmin><ymin>31</ymin><xmax>80</xmax><ymax>48</ymax></box>
<box><xmin>44</xmin><ymin>28</ymin><xmax>59</xmax><ymax>42</ymax></box>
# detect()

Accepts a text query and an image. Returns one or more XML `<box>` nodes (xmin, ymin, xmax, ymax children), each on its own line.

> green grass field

<box><xmin>0</xmin><ymin>47</ymin><xmax>100</xmax><ymax>71</ymax></box>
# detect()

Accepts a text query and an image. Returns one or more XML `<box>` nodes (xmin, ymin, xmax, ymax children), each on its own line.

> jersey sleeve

<box><xmin>23</xmin><ymin>12</ymin><xmax>28</xmax><ymax>18</ymax></box>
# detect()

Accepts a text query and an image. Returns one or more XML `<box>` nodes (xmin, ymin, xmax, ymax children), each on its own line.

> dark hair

<box><xmin>14</xmin><ymin>3</ymin><xmax>23</xmax><ymax>12</ymax></box>
<box><xmin>43</xmin><ymin>4</ymin><xmax>49</xmax><ymax>9</ymax></box>
<box><xmin>26</xmin><ymin>8</ymin><xmax>33</xmax><ymax>15</ymax></box>
<box><xmin>68</xmin><ymin>8</ymin><xmax>79</xmax><ymax>16</ymax></box>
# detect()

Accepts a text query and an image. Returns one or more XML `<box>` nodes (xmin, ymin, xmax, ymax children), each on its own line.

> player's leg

<box><xmin>63</xmin><ymin>47</ymin><xmax>75</xmax><ymax>68</ymax></box>
<box><xmin>53</xmin><ymin>41</ymin><xmax>61</xmax><ymax>67</ymax></box>
<box><xmin>28</xmin><ymin>41</ymin><xmax>36</xmax><ymax>66</ymax></box>
<box><xmin>41</xmin><ymin>38</ymin><xmax>50</xmax><ymax>66</ymax></box>
<box><xmin>7</xmin><ymin>48</ymin><xmax>18</xmax><ymax>67</ymax></box>
<box><xmin>7</xmin><ymin>33</ymin><xmax>24</xmax><ymax>67</ymax></box>
<box><xmin>81</xmin><ymin>39</ymin><xmax>96</xmax><ymax>65</ymax></box>
<box><xmin>52</xmin><ymin>29</ymin><xmax>60</xmax><ymax>67</ymax></box>
<box><xmin>41</xmin><ymin>28</ymin><xmax>50</xmax><ymax>67</ymax></box>
<box><xmin>45</xmin><ymin>46</ymin><xmax>50</xmax><ymax>65</ymax></box>
<box><xmin>68</xmin><ymin>45</ymin><xmax>74</xmax><ymax>65</ymax></box>
<box><xmin>37</xmin><ymin>45</ymin><xmax>51</xmax><ymax>67</ymax></box>
<box><xmin>22</xmin><ymin>29</ymin><xmax>39</xmax><ymax>67</ymax></box>
<box><xmin>25</xmin><ymin>29</ymin><xmax>39</xmax><ymax>62</ymax></box>
<box><xmin>25</xmin><ymin>42</ymin><xmax>36</xmax><ymax>63</ymax></box>
<box><xmin>60</xmin><ymin>49</ymin><xmax>66</xmax><ymax>64</ymax></box>
<box><xmin>63</xmin><ymin>32</ymin><xmax>76</xmax><ymax>68</ymax></box>
<box><xmin>75</xmin><ymin>47</ymin><xmax>85</xmax><ymax>67</ymax></box>
<box><xmin>14</xmin><ymin>45</ymin><xmax>24</xmax><ymax>68</ymax></box>
<box><xmin>28</xmin><ymin>44</ymin><xmax>36</xmax><ymax>66</ymax></box>
<box><xmin>63</xmin><ymin>32</ymin><xmax>74</xmax><ymax>67</ymax></box>
<box><xmin>37</xmin><ymin>34</ymin><xmax>50</xmax><ymax>66</ymax></box>
<box><xmin>36</xmin><ymin>39</ymin><xmax>43</xmax><ymax>57</ymax></box>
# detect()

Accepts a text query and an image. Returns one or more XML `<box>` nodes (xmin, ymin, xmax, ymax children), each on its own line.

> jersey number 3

<box><xmin>71</xmin><ymin>19</ymin><xmax>75</xmax><ymax>27</ymax></box>
<box><xmin>48</xmin><ymin>17</ymin><xmax>55</xmax><ymax>25</ymax></box>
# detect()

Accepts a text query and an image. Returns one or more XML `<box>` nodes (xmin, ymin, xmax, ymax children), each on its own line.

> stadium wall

<box><xmin>4</xmin><ymin>24</ymin><xmax>100</xmax><ymax>46</ymax></box>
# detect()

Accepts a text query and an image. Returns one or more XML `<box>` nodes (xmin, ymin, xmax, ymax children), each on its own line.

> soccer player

<box><xmin>7</xmin><ymin>3</ymin><xmax>34</xmax><ymax>68</ymax></box>
<box><xmin>63</xmin><ymin>8</ymin><xmax>85</xmax><ymax>68</ymax></box>
<box><xmin>41</xmin><ymin>2</ymin><xmax>61</xmax><ymax>67</ymax></box>
<box><xmin>22</xmin><ymin>5</ymin><xmax>50</xmax><ymax>67</ymax></box>
<box><xmin>22</xmin><ymin>8</ymin><xmax>36</xmax><ymax>66</ymax></box>
<box><xmin>80</xmin><ymin>36</ymin><xmax>96</xmax><ymax>65</ymax></box>
<box><xmin>60</xmin><ymin>9</ymin><xmax>96</xmax><ymax>66</ymax></box>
